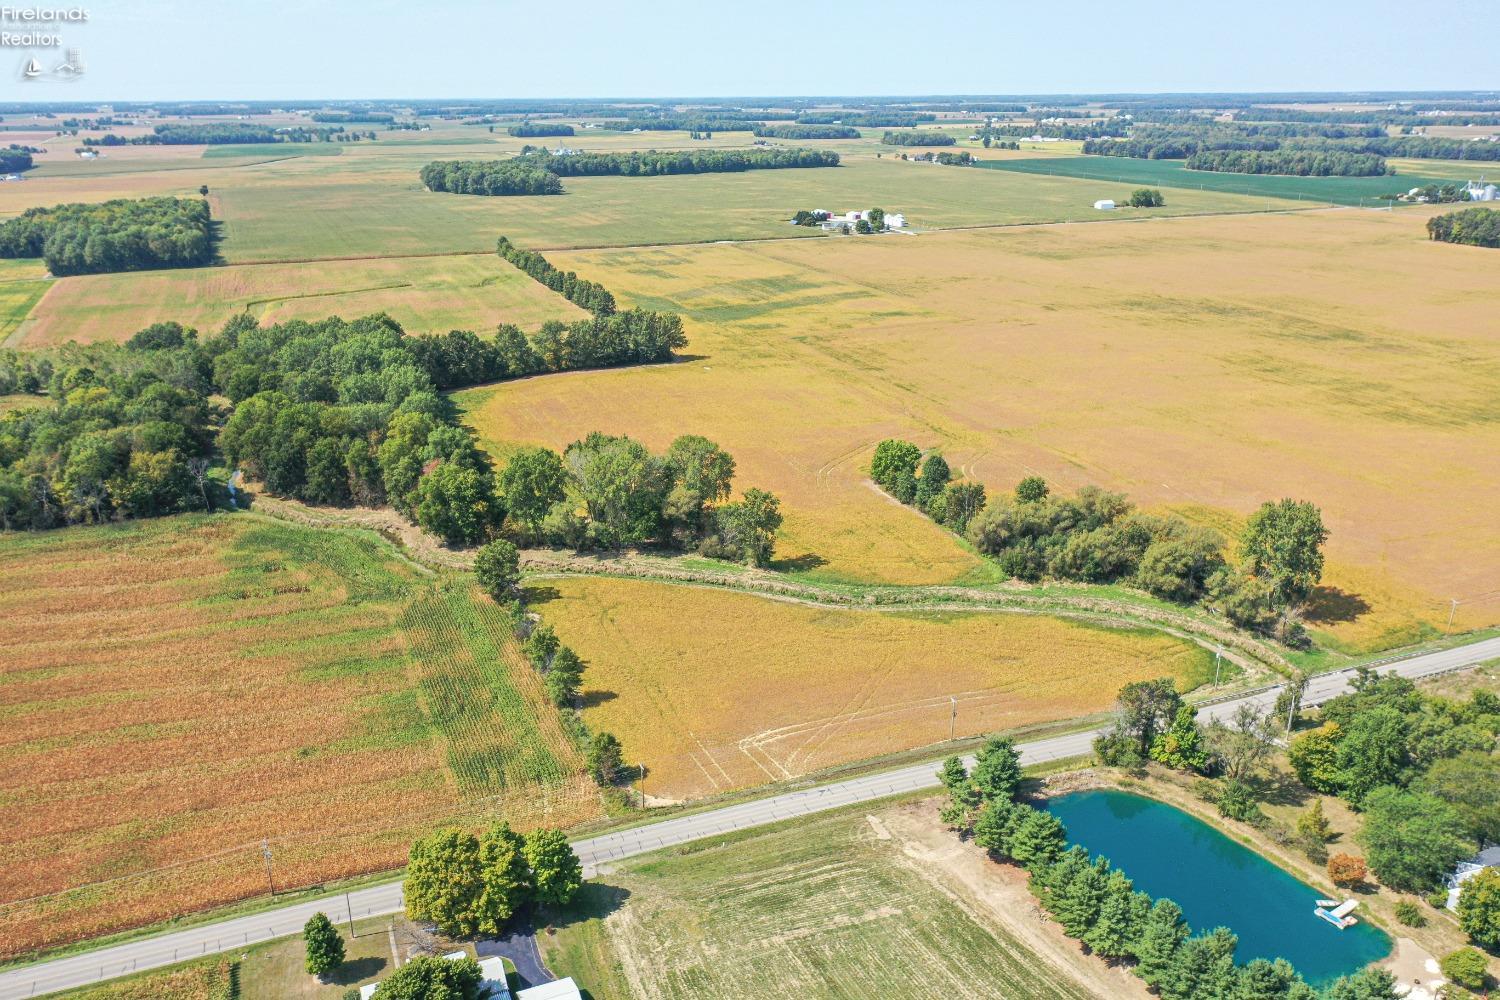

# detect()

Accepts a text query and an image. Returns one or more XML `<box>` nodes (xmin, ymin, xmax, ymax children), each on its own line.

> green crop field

<box><xmin>976</xmin><ymin>154</ymin><xmax>1459</xmax><ymax>205</ymax></box>
<box><xmin>544</xmin><ymin>805</ymin><xmax>1102</xmax><ymax>1000</ymax></box>
<box><xmin>201</xmin><ymin>143</ymin><xmax>347</xmax><ymax>158</ymax></box>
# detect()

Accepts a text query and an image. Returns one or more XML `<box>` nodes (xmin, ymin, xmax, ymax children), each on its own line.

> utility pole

<box><xmin>1448</xmin><ymin>598</ymin><xmax>1459</xmax><ymax>631</ymax></box>
<box><xmin>346</xmin><ymin>892</ymin><xmax>355</xmax><ymax>938</ymax></box>
<box><xmin>261</xmin><ymin>839</ymin><xmax>274</xmax><ymax>897</ymax></box>
<box><xmin>950</xmin><ymin>696</ymin><xmax>957</xmax><ymax>742</ymax></box>
<box><xmin>1213</xmin><ymin>647</ymin><xmax>1222</xmax><ymax>687</ymax></box>
<box><xmin>1285</xmin><ymin>687</ymin><xmax>1299</xmax><ymax>735</ymax></box>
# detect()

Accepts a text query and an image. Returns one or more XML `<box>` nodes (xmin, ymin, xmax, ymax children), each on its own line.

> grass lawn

<box><xmin>542</xmin><ymin>805</ymin><xmax>1102</xmax><ymax>1000</ymax></box>
<box><xmin>53</xmin><ymin>956</ymin><xmax>235</xmax><ymax>999</ymax></box>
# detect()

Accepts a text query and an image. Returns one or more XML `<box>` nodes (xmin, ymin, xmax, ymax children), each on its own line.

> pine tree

<box><xmin>973</xmin><ymin>799</ymin><xmax>1017</xmax><ymax>856</ymax></box>
<box><xmin>1034</xmin><ymin>845</ymin><xmax>1090</xmax><ymax>908</ymax></box>
<box><xmin>971</xmin><ymin>736</ymin><xmax>1023</xmax><ymax>803</ymax></box>
<box><xmin>303</xmin><ymin>911</ymin><xmax>345</xmax><ymax>977</ymax></box>
<box><xmin>1296</xmin><ymin>798</ymin><xmax>1333</xmax><ymax>843</ymax></box>
<box><xmin>1135</xmin><ymin>898</ymin><xmax>1189</xmax><ymax>989</ymax></box>
<box><xmin>1083</xmin><ymin>870</ymin><xmax>1138</xmax><ymax>959</ymax></box>
<box><xmin>1009</xmin><ymin>808</ymin><xmax>1067</xmax><ymax>870</ymax></box>
<box><xmin>1055</xmin><ymin>857</ymin><xmax>1110</xmax><ymax>938</ymax></box>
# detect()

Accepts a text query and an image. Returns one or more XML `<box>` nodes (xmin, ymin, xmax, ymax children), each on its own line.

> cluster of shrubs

<box><xmin>869</xmin><ymin>439</ymin><xmax>1329</xmax><ymax>645</ymax></box>
<box><xmin>0</xmin><ymin>196</ymin><xmax>214</xmax><ymax>275</ymax></box>
<box><xmin>1427</xmin><ymin>206</ymin><xmax>1500</xmax><ymax>248</ymax></box>
<box><xmin>495</xmin><ymin>234</ymin><xmax>616</xmax><ymax>315</ymax></box>
<box><xmin>896</xmin><ymin>150</ymin><xmax>974</xmax><ymax>165</ymax></box>
<box><xmin>880</xmin><ymin>130</ymin><xmax>955</xmax><ymax>146</ymax></box>
<box><xmin>940</xmin><ymin>738</ymin><xmax>1400</xmax><ymax>1000</ymax></box>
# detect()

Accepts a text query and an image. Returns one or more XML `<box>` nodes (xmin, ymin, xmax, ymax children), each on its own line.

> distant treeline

<box><xmin>752</xmin><ymin>124</ymin><xmax>861</xmax><ymax>140</ymax></box>
<box><xmin>1234</xmin><ymin>107</ymin><xmax>1500</xmax><ymax>127</ymax></box>
<box><xmin>798</xmin><ymin>112</ymin><xmax>935</xmax><ymax>127</ymax></box>
<box><xmin>495</xmin><ymin>235</ymin><xmax>617</xmax><ymax>316</ymax></box>
<box><xmin>992</xmin><ymin>121</ymin><xmax>1129</xmax><ymax>140</ymax></box>
<box><xmin>419</xmin><ymin>159</ymin><xmax>563</xmax><ymax>196</ymax></box>
<box><xmin>81</xmin><ymin>123</ymin><xmax>356</xmax><ymax>146</ymax></box>
<box><xmin>881</xmin><ymin>131</ymin><xmax>956</xmax><ymax>146</ymax></box>
<box><xmin>508</xmin><ymin>123</ymin><xmax>575</xmax><ymax>137</ymax></box>
<box><xmin>1085</xmin><ymin>122</ymin><xmax>1500</xmax><ymax>164</ymax></box>
<box><xmin>1428</xmin><ymin>207</ymin><xmax>1500</xmax><ymax>248</ymax></box>
<box><xmin>1184</xmin><ymin>148</ymin><xmax>1389</xmax><ymax>176</ymax></box>
<box><xmin>421</xmin><ymin>148</ymin><xmax>838</xmax><ymax>196</ymax></box>
<box><xmin>602</xmin><ymin>116</ymin><xmax>759</xmax><ymax>132</ymax></box>
<box><xmin>515</xmin><ymin>148</ymin><xmax>840</xmax><ymax>176</ymax></box>
<box><xmin>310</xmin><ymin>112</ymin><xmax>395</xmax><ymax>124</ymax></box>
<box><xmin>0</xmin><ymin>197</ymin><xmax>214</xmax><ymax>275</ymax></box>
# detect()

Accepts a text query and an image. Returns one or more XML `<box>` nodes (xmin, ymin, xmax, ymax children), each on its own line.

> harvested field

<box><xmin>19</xmin><ymin>254</ymin><xmax>586</xmax><ymax>347</ymax></box>
<box><xmin>0</xmin><ymin>515</ymin><xmax>598</xmax><ymax>957</ymax></box>
<box><xmin>530</xmin><ymin>576</ymin><xmax>1213</xmax><ymax>800</ymax></box>
<box><xmin>550</xmin><ymin>803</ymin><xmax>1121</xmax><ymax>1000</ymax></box>
<box><xmin>461</xmin><ymin>208</ymin><xmax>1500</xmax><ymax>649</ymax></box>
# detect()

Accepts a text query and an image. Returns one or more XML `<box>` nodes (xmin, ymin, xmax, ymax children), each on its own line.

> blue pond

<box><xmin>1044</xmin><ymin>790</ymin><xmax>1389</xmax><ymax>986</ymax></box>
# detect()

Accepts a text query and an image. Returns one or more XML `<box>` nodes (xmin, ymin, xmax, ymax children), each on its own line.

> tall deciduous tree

<box><xmin>302</xmin><ymin>912</ymin><xmax>344</xmax><ymax>977</ymax></box>
<box><xmin>523</xmin><ymin>829</ymin><xmax>583</xmax><ymax>907</ymax></box>
<box><xmin>474</xmin><ymin>540</ymin><xmax>520</xmax><ymax>601</ymax></box>
<box><xmin>498</xmin><ymin>446</ymin><xmax>567</xmax><ymax>540</ymax></box>
<box><xmin>1240</xmin><ymin>499</ymin><xmax>1328</xmax><ymax>608</ymax></box>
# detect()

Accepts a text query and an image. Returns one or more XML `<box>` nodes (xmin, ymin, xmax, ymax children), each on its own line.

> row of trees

<box><xmin>880</xmin><ymin>130</ymin><xmax>956</xmax><ymax>146</ymax></box>
<box><xmin>1427</xmin><ymin>207</ymin><xmax>1500</xmax><ymax>248</ymax></box>
<box><xmin>599</xmin><ymin>115</ymin><xmax>760</xmax><ymax>132</ymax></box>
<box><xmin>511</xmin><ymin>147</ymin><xmax>841</xmax><ymax>177</ymax></box>
<box><xmin>940</xmin><ymin>738</ymin><xmax>1400</xmax><ymax>1000</ymax></box>
<box><xmin>869</xmin><ymin>440</ymin><xmax>1329</xmax><ymax>645</ymax></box>
<box><xmin>0</xmin><ymin>196</ymin><xmax>214</xmax><ymax>275</ymax></box>
<box><xmin>751</xmin><ymin>124</ymin><xmax>860</xmax><ymax>139</ymax></box>
<box><xmin>798</xmin><ymin>112</ymin><xmax>934</xmax><ymax>126</ymax></box>
<box><xmin>1184</xmin><ymin>149</ymin><xmax>1390</xmax><ymax>176</ymax></box>
<box><xmin>992</xmin><ymin>120</ymin><xmax>1130</xmax><ymax>140</ymax></box>
<box><xmin>418</xmin><ymin>159</ymin><xmax>563</xmax><ymax>196</ymax></box>
<box><xmin>507</xmin><ymin>122</ymin><xmax>574</xmax><ymax>137</ymax></box>
<box><xmin>494</xmin><ymin>235</ymin><xmax>616</xmax><ymax>315</ymax></box>
<box><xmin>489</xmin><ymin>433</ymin><xmax>783</xmax><ymax>563</ymax></box>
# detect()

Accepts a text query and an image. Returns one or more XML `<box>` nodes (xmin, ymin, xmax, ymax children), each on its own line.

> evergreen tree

<box><xmin>1083</xmin><ymin>869</ymin><xmax>1138</xmax><ymax>959</ymax></box>
<box><xmin>303</xmin><ymin>911</ymin><xmax>345</xmax><ymax>977</ymax></box>
<box><xmin>1135</xmin><ymin>898</ymin><xmax>1189</xmax><ymax>989</ymax></box>
<box><xmin>1008</xmin><ymin>808</ymin><xmax>1067</xmax><ymax>869</ymax></box>
<box><xmin>971</xmin><ymin>736</ymin><xmax>1023</xmax><ymax>803</ymax></box>
<box><xmin>1054</xmin><ymin>856</ymin><xmax>1110</xmax><ymax>938</ymax></box>
<box><xmin>973</xmin><ymin>799</ymin><xmax>1017</xmax><ymax>856</ymax></box>
<box><xmin>1034</xmin><ymin>846</ymin><xmax>1091</xmax><ymax>908</ymax></box>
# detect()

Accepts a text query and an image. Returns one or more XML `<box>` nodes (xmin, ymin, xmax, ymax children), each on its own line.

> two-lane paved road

<box><xmin>5</xmin><ymin>635</ymin><xmax>1497</xmax><ymax>999</ymax></box>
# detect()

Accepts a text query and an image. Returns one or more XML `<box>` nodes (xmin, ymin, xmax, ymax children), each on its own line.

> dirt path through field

<box><xmin>880</xmin><ymin>799</ymin><xmax>1152</xmax><ymax>1000</ymax></box>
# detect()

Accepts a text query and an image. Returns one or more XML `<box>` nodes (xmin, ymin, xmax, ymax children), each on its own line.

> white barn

<box><xmin>1093</xmin><ymin>199</ymin><xmax>1116</xmax><ymax>211</ymax></box>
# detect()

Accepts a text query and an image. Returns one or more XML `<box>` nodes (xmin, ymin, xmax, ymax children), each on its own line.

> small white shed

<box><xmin>1093</xmin><ymin>199</ymin><xmax>1116</xmax><ymax>211</ymax></box>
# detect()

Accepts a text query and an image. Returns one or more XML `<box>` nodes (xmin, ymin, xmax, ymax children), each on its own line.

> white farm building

<box><xmin>1447</xmin><ymin>845</ymin><xmax>1500</xmax><ymax>910</ymax></box>
<box><xmin>1466</xmin><ymin>180</ymin><xmax>1498</xmax><ymax>202</ymax></box>
<box><xmin>1093</xmin><ymin>199</ymin><xmax>1116</xmax><ymax>211</ymax></box>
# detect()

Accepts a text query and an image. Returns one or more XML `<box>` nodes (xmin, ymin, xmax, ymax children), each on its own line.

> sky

<box><xmin>4</xmin><ymin>0</ymin><xmax>1497</xmax><ymax>102</ymax></box>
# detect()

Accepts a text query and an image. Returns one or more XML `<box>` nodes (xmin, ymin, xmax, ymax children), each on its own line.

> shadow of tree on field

<box><xmin>770</xmin><ymin>551</ymin><xmax>828</xmax><ymax>573</ymax></box>
<box><xmin>1302</xmin><ymin>586</ymin><xmax>1371</xmax><ymax>625</ymax></box>
<box><xmin>580</xmin><ymin>689</ymin><xmax>617</xmax><ymax>708</ymax></box>
<box><xmin>521</xmin><ymin>584</ymin><xmax>562</xmax><ymax>607</ymax></box>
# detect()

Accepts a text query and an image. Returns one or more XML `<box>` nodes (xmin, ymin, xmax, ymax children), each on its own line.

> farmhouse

<box><xmin>1446</xmin><ymin>845</ymin><xmax>1500</xmax><ymax>910</ymax></box>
